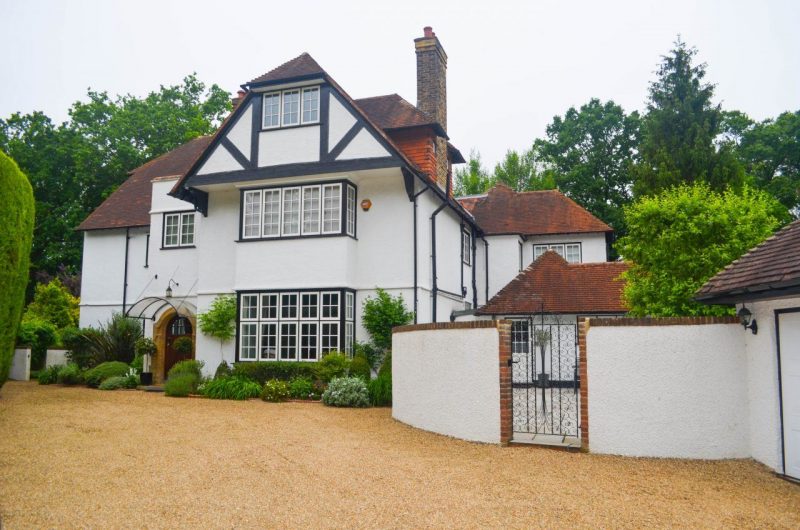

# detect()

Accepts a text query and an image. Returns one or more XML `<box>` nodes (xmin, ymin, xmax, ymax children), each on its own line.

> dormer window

<box><xmin>262</xmin><ymin>86</ymin><xmax>320</xmax><ymax>129</ymax></box>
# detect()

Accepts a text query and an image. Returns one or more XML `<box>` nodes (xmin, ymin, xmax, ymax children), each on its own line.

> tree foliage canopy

<box><xmin>616</xmin><ymin>183</ymin><xmax>789</xmax><ymax>317</ymax></box>
<box><xmin>22</xmin><ymin>279</ymin><xmax>79</xmax><ymax>330</ymax></box>
<box><xmin>634</xmin><ymin>39</ymin><xmax>744</xmax><ymax>196</ymax></box>
<box><xmin>361</xmin><ymin>289</ymin><xmax>413</xmax><ymax>351</ymax></box>
<box><xmin>198</xmin><ymin>295</ymin><xmax>237</xmax><ymax>343</ymax></box>
<box><xmin>0</xmin><ymin>150</ymin><xmax>34</xmax><ymax>388</ymax></box>
<box><xmin>0</xmin><ymin>74</ymin><xmax>230</xmax><ymax>275</ymax></box>
<box><xmin>535</xmin><ymin>99</ymin><xmax>640</xmax><ymax>232</ymax></box>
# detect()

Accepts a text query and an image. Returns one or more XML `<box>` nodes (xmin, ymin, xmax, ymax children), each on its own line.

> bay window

<box><xmin>238</xmin><ymin>288</ymin><xmax>356</xmax><ymax>362</ymax></box>
<box><xmin>240</xmin><ymin>181</ymin><xmax>357</xmax><ymax>240</ymax></box>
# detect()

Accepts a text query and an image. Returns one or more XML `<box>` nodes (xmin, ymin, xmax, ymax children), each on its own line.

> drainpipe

<box><xmin>412</xmin><ymin>186</ymin><xmax>430</xmax><ymax>324</ymax></box>
<box><xmin>482</xmin><ymin>237</ymin><xmax>489</xmax><ymax>304</ymax></box>
<box><xmin>430</xmin><ymin>200</ymin><xmax>447</xmax><ymax>322</ymax></box>
<box><xmin>122</xmin><ymin>227</ymin><xmax>130</xmax><ymax>314</ymax></box>
<box><xmin>471</xmin><ymin>226</ymin><xmax>478</xmax><ymax>308</ymax></box>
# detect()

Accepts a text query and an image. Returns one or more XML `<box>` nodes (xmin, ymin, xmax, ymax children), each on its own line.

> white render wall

<box><xmin>393</xmin><ymin>326</ymin><xmax>501</xmax><ymax>443</ymax></box>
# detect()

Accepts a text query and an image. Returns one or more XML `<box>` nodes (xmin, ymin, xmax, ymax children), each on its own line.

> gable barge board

<box><xmin>186</xmin><ymin>157</ymin><xmax>401</xmax><ymax>187</ymax></box>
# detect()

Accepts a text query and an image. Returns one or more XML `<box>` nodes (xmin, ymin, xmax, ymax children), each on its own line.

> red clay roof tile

<box><xmin>458</xmin><ymin>184</ymin><xmax>611</xmax><ymax>236</ymax></box>
<box><xmin>477</xmin><ymin>251</ymin><xmax>629</xmax><ymax>315</ymax></box>
<box><xmin>248</xmin><ymin>53</ymin><xmax>326</xmax><ymax>85</ymax></box>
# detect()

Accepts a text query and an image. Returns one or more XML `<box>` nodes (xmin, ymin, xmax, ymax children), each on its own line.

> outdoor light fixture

<box><xmin>738</xmin><ymin>305</ymin><xmax>758</xmax><ymax>335</ymax></box>
<box><xmin>361</xmin><ymin>198</ymin><xmax>372</xmax><ymax>211</ymax></box>
<box><xmin>166</xmin><ymin>279</ymin><xmax>179</xmax><ymax>298</ymax></box>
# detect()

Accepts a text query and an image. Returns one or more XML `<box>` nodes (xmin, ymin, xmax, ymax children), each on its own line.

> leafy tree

<box><xmin>535</xmin><ymin>99</ymin><xmax>640</xmax><ymax>231</ymax></box>
<box><xmin>493</xmin><ymin>148</ymin><xmax>555</xmax><ymax>192</ymax></box>
<box><xmin>22</xmin><ymin>279</ymin><xmax>79</xmax><ymax>330</ymax></box>
<box><xmin>454</xmin><ymin>150</ymin><xmax>494</xmax><ymax>196</ymax></box>
<box><xmin>0</xmin><ymin>150</ymin><xmax>34</xmax><ymax>388</ymax></box>
<box><xmin>362</xmin><ymin>289</ymin><xmax>413</xmax><ymax>351</ymax></box>
<box><xmin>736</xmin><ymin>111</ymin><xmax>800</xmax><ymax>214</ymax></box>
<box><xmin>0</xmin><ymin>74</ymin><xmax>230</xmax><ymax>276</ymax></box>
<box><xmin>198</xmin><ymin>295</ymin><xmax>237</xmax><ymax>360</ymax></box>
<box><xmin>616</xmin><ymin>183</ymin><xmax>789</xmax><ymax>316</ymax></box>
<box><xmin>634</xmin><ymin>38</ymin><xmax>744</xmax><ymax>196</ymax></box>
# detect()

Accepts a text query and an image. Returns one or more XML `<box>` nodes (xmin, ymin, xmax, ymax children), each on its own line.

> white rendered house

<box><xmin>77</xmin><ymin>28</ymin><xmax>616</xmax><ymax>381</ymax></box>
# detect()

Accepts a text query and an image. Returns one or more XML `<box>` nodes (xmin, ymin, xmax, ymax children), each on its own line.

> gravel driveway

<box><xmin>1</xmin><ymin>381</ymin><xmax>798</xmax><ymax>528</ymax></box>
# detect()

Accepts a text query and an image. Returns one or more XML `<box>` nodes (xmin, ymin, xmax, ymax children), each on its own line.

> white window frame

<box><xmin>321</xmin><ymin>291</ymin><xmax>340</xmax><ymax>320</ymax></box>
<box><xmin>322</xmin><ymin>183</ymin><xmax>342</xmax><ymax>234</ymax></box>
<box><xmin>279</xmin><ymin>322</ymin><xmax>298</xmax><ymax>360</ymax></box>
<box><xmin>301</xmin><ymin>185</ymin><xmax>321</xmax><ymax>236</ymax></box>
<box><xmin>262</xmin><ymin>92</ymin><xmax>281</xmax><ymax>129</ymax></box>
<box><xmin>301</xmin><ymin>87</ymin><xmax>320</xmax><ymax>125</ymax></box>
<box><xmin>260</xmin><ymin>322</ymin><xmax>278</xmax><ymax>361</ymax></box>
<box><xmin>300</xmin><ymin>292</ymin><xmax>319</xmax><ymax>320</ymax></box>
<box><xmin>534</xmin><ymin>242</ymin><xmax>582</xmax><ymax>264</ymax></box>
<box><xmin>240</xmin><ymin>322</ymin><xmax>258</xmax><ymax>361</ymax></box>
<box><xmin>300</xmin><ymin>322</ymin><xmax>319</xmax><ymax>361</ymax></box>
<box><xmin>163</xmin><ymin>212</ymin><xmax>195</xmax><ymax>248</ymax></box>
<box><xmin>262</xmin><ymin>189</ymin><xmax>282</xmax><ymax>238</ymax></box>
<box><xmin>281</xmin><ymin>89</ymin><xmax>301</xmax><ymax>127</ymax></box>
<box><xmin>281</xmin><ymin>187</ymin><xmax>301</xmax><ymax>237</ymax></box>
<box><xmin>462</xmin><ymin>230</ymin><xmax>471</xmax><ymax>265</ymax></box>
<box><xmin>280</xmin><ymin>292</ymin><xmax>299</xmax><ymax>320</ymax></box>
<box><xmin>240</xmin><ymin>294</ymin><xmax>259</xmax><ymax>320</ymax></box>
<box><xmin>346</xmin><ymin>185</ymin><xmax>356</xmax><ymax>237</ymax></box>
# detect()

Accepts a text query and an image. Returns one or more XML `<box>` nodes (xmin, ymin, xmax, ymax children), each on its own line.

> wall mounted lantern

<box><xmin>166</xmin><ymin>279</ymin><xmax>179</xmax><ymax>299</ymax></box>
<box><xmin>361</xmin><ymin>199</ymin><xmax>372</xmax><ymax>212</ymax></box>
<box><xmin>738</xmin><ymin>305</ymin><xmax>758</xmax><ymax>334</ymax></box>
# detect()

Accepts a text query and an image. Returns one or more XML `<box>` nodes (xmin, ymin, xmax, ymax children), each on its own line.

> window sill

<box><xmin>237</xmin><ymin>233</ymin><xmax>356</xmax><ymax>243</ymax></box>
<box><xmin>260</xmin><ymin>122</ymin><xmax>321</xmax><ymax>132</ymax></box>
<box><xmin>160</xmin><ymin>245</ymin><xmax>196</xmax><ymax>250</ymax></box>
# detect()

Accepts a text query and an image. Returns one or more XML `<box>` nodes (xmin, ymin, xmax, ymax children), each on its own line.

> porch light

<box><xmin>738</xmin><ymin>305</ymin><xmax>758</xmax><ymax>335</ymax></box>
<box><xmin>166</xmin><ymin>279</ymin><xmax>179</xmax><ymax>299</ymax></box>
<box><xmin>361</xmin><ymin>199</ymin><xmax>372</xmax><ymax>211</ymax></box>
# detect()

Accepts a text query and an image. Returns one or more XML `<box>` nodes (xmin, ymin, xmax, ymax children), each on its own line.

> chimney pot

<box><xmin>424</xmin><ymin>26</ymin><xmax>433</xmax><ymax>38</ymax></box>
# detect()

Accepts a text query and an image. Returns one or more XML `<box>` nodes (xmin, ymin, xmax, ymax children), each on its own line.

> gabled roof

<box><xmin>77</xmin><ymin>136</ymin><xmax>212</xmax><ymax>231</ymax></box>
<box><xmin>248</xmin><ymin>53</ymin><xmax>326</xmax><ymax>85</ymax></box>
<box><xmin>477</xmin><ymin>251</ymin><xmax>629</xmax><ymax>315</ymax></box>
<box><xmin>355</xmin><ymin>94</ymin><xmax>446</xmax><ymax>137</ymax></box>
<box><xmin>457</xmin><ymin>184</ymin><xmax>611</xmax><ymax>236</ymax></box>
<box><xmin>696</xmin><ymin>219</ymin><xmax>800</xmax><ymax>304</ymax></box>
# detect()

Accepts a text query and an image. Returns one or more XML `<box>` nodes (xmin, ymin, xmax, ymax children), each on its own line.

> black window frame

<box><xmin>161</xmin><ymin>210</ymin><xmax>196</xmax><ymax>250</ymax></box>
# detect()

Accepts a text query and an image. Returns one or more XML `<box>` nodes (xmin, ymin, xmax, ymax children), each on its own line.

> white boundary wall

<box><xmin>10</xmin><ymin>348</ymin><xmax>31</xmax><ymax>381</ymax></box>
<box><xmin>393</xmin><ymin>323</ymin><xmax>502</xmax><ymax>443</ymax></box>
<box><xmin>586</xmin><ymin>320</ymin><xmax>748</xmax><ymax>459</ymax></box>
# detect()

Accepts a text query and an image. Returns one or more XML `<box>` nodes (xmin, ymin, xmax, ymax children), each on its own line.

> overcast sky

<box><xmin>1</xmin><ymin>0</ymin><xmax>798</xmax><ymax>168</ymax></box>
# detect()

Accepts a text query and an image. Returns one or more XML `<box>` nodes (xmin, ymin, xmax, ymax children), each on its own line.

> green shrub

<box><xmin>201</xmin><ymin>376</ymin><xmax>261</xmax><ymax>400</ymax></box>
<box><xmin>349</xmin><ymin>354</ymin><xmax>371</xmax><ymax>382</ymax></box>
<box><xmin>355</xmin><ymin>341</ymin><xmax>381</xmax><ymax>370</ymax></box>
<box><xmin>0</xmin><ymin>150</ymin><xmax>34</xmax><ymax>390</ymax></box>
<box><xmin>378</xmin><ymin>351</ymin><xmax>391</xmax><ymax>378</ymax></box>
<box><xmin>99</xmin><ymin>375</ymin><xmax>127</xmax><ymax>390</ymax></box>
<box><xmin>21</xmin><ymin>278</ymin><xmax>79</xmax><ymax>330</ymax></box>
<box><xmin>62</xmin><ymin>327</ymin><xmax>102</xmax><ymax>369</ymax></box>
<box><xmin>321</xmin><ymin>376</ymin><xmax>370</xmax><ymax>408</ymax></box>
<box><xmin>288</xmin><ymin>377</ymin><xmax>318</xmax><ymax>400</ymax></box>
<box><xmin>261</xmin><ymin>379</ymin><xmax>290</xmax><ymax>402</ymax></box>
<box><xmin>38</xmin><ymin>364</ymin><xmax>62</xmax><ymax>385</ymax></box>
<box><xmin>214</xmin><ymin>360</ymin><xmax>233</xmax><ymax>379</ymax></box>
<box><xmin>17</xmin><ymin>319</ymin><xmax>57</xmax><ymax>371</ymax></box>
<box><xmin>134</xmin><ymin>337</ymin><xmax>157</xmax><ymax>357</ymax></box>
<box><xmin>164</xmin><ymin>374</ymin><xmax>196</xmax><ymax>397</ymax></box>
<box><xmin>84</xmin><ymin>361</ymin><xmax>130</xmax><ymax>388</ymax></box>
<box><xmin>368</xmin><ymin>372</ymin><xmax>392</xmax><ymax>406</ymax></box>
<box><xmin>167</xmin><ymin>359</ymin><xmax>204</xmax><ymax>380</ymax></box>
<box><xmin>56</xmin><ymin>363</ymin><xmax>84</xmax><ymax>385</ymax></box>
<box><xmin>130</xmin><ymin>354</ymin><xmax>143</xmax><ymax>373</ymax></box>
<box><xmin>362</xmin><ymin>288</ymin><xmax>413</xmax><ymax>350</ymax></box>
<box><xmin>172</xmin><ymin>336</ymin><xmax>193</xmax><ymax>355</ymax></box>
<box><xmin>315</xmin><ymin>353</ymin><xmax>350</xmax><ymax>383</ymax></box>
<box><xmin>232</xmin><ymin>361</ymin><xmax>317</xmax><ymax>385</ymax></box>
<box><xmin>84</xmin><ymin>313</ymin><xmax>142</xmax><ymax>365</ymax></box>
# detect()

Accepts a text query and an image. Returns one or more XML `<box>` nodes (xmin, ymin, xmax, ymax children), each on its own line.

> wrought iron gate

<box><xmin>510</xmin><ymin>319</ymin><xmax>580</xmax><ymax>438</ymax></box>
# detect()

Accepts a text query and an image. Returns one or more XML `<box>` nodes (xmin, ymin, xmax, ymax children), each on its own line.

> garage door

<box><xmin>778</xmin><ymin>309</ymin><xmax>800</xmax><ymax>481</ymax></box>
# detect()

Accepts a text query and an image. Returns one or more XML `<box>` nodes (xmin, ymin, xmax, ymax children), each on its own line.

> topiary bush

<box><xmin>288</xmin><ymin>377</ymin><xmax>318</xmax><ymax>400</ymax></box>
<box><xmin>368</xmin><ymin>372</ymin><xmax>392</xmax><ymax>407</ymax></box>
<box><xmin>232</xmin><ymin>361</ymin><xmax>317</xmax><ymax>385</ymax></box>
<box><xmin>167</xmin><ymin>359</ymin><xmax>204</xmax><ymax>380</ymax></box>
<box><xmin>56</xmin><ymin>363</ymin><xmax>84</xmax><ymax>385</ymax></box>
<box><xmin>84</xmin><ymin>361</ymin><xmax>130</xmax><ymax>388</ymax></box>
<box><xmin>348</xmin><ymin>353</ymin><xmax>371</xmax><ymax>382</ymax></box>
<box><xmin>314</xmin><ymin>352</ymin><xmax>350</xmax><ymax>383</ymax></box>
<box><xmin>164</xmin><ymin>374</ymin><xmax>196</xmax><ymax>397</ymax></box>
<box><xmin>321</xmin><ymin>376</ymin><xmax>370</xmax><ymax>408</ymax></box>
<box><xmin>261</xmin><ymin>379</ymin><xmax>290</xmax><ymax>402</ymax></box>
<box><xmin>201</xmin><ymin>376</ymin><xmax>262</xmax><ymax>400</ymax></box>
<box><xmin>172</xmin><ymin>336</ymin><xmax>193</xmax><ymax>356</ymax></box>
<box><xmin>0</xmin><ymin>150</ymin><xmax>34</xmax><ymax>390</ymax></box>
<box><xmin>38</xmin><ymin>364</ymin><xmax>62</xmax><ymax>385</ymax></box>
<box><xmin>214</xmin><ymin>360</ymin><xmax>233</xmax><ymax>379</ymax></box>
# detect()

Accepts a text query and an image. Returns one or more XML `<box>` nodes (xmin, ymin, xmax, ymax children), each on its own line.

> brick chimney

<box><xmin>415</xmin><ymin>26</ymin><xmax>449</xmax><ymax>190</ymax></box>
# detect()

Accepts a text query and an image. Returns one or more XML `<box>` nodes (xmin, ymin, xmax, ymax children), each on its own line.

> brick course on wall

<box><xmin>389</xmin><ymin>128</ymin><xmax>437</xmax><ymax>183</ymax></box>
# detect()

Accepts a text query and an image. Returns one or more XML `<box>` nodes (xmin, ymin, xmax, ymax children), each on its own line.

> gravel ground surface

<box><xmin>1</xmin><ymin>381</ymin><xmax>799</xmax><ymax>529</ymax></box>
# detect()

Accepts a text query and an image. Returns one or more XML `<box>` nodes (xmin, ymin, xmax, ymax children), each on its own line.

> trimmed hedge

<box><xmin>0</xmin><ymin>150</ymin><xmax>34</xmax><ymax>388</ymax></box>
<box><xmin>84</xmin><ymin>361</ymin><xmax>130</xmax><ymax>388</ymax></box>
<box><xmin>232</xmin><ymin>361</ymin><xmax>317</xmax><ymax>385</ymax></box>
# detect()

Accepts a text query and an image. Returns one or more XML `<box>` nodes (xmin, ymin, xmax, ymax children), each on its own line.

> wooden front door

<box><xmin>164</xmin><ymin>315</ymin><xmax>193</xmax><ymax>378</ymax></box>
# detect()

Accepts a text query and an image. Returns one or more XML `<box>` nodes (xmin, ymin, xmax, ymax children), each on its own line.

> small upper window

<box><xmin>534</xmin><ymin>243</ymin><xmax>581</xmax><ymax>264</ymax></box>
<box><xmin>302</xmin><ymin>87</ymin><xmax>320</xmax><ymax>124</ymax></box>
<box><xmin>262</xmin><ymin>86</ymin><xmax>320</xmax><ymax>129</ymax></box>
<box><xmin>163</xmin><ymin>212</ymin><xmax>195</xmax><ymax>248</ymax></box>
<box><xmin>462</xmin><ymin>230</ymin><xmax>471</xmax><ymax>265</ymax></box>
<box><xmin>282</xmin><ymin>90</ymin><xmax>300</xmax><ymax>126</ymax></box>
<box><xmin>263</xmin><ymin>92</ymin><xmax>280</xmax><ymax>128</ymax></box>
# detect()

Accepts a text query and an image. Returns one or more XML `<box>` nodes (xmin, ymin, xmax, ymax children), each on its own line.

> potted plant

<box><xmin>135</xmin><ymin>337</ymin><xmax>157</xmax><ymax>385</ymax></box>
<box><xmin>173</xmin><ymin>336</ymin><xmax>193</xmax><ymax>357</ymax></box>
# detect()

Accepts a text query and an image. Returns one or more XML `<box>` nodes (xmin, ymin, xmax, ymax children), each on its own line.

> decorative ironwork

<box><xmin>511</xmin><ymin>317</ymin><xmax>580</xmax><ymax>438</ymax></box>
